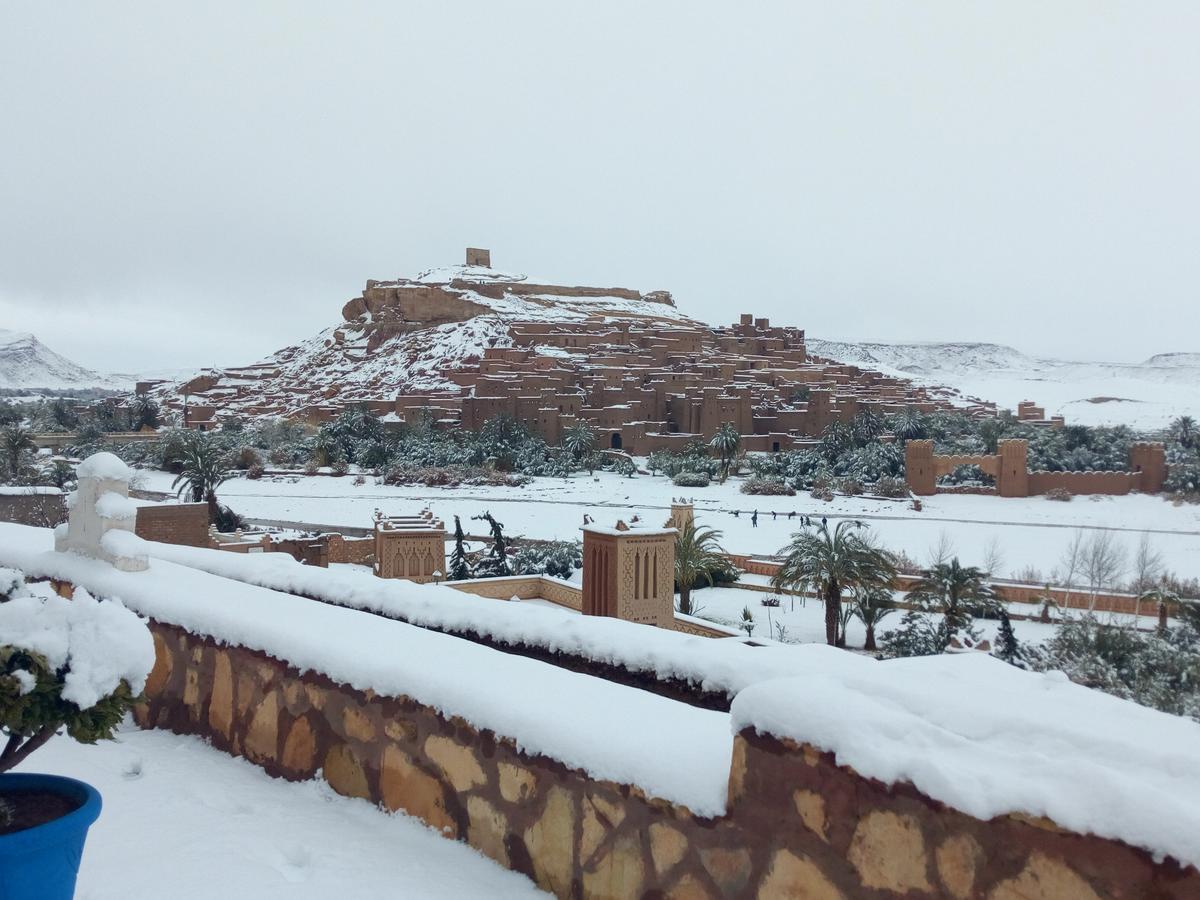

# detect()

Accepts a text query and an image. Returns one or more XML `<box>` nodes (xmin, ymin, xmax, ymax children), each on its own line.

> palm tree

<box><xmin>708</xmin><ymin>423</ymin><xmax>741</xmax><ymax>482</ymax></box>
<box><xmin>850</xmin><ymin>585</ymin><xmax>897</xmax><ymax>651</ymax></box>
<box><xmin>773</xmin><ymin>521</ymin><xmax>897</xmax><ymax>646</ymax></box>
<box><xmin>131</xmin><ymin>395</ymin><xmax>160</xmax><ymax>430</ymax></box>
<box><xmin>819</xmin><ymin>421</ymin><xmax>855</xmax><ymax>460</ymax></box>
<box><xmin>890</xmin><ymin>407</ymin><xmax>927</xmax><ymax>442</ymax></box>
<box><xmin>171</xmin><ymin>433</ymin><xmax>233</xmax><ymax>524</ymax></box>
<box><xmin>852</xmin><ymin>409</ymin><xmax>885</xmax><ymax>445</ymax></box>
<box><xmin>906</xmin><ymin>557</ymin><xmax>997</xmax><ymax>638</ymax></box>
<box><xmin>1138</xmin><ymin>582</ymin><xmax>1179</xmax><ymax>636</ymax></box>
<box><xmin>674</xmin><ymin>521</ymin><xmax>727</xmax><ymax>615</ymax></box>
<box><xmin>561</xmin><ymin>422</ymin><xmax>597</xmax><ymax>470</ymax></box>
<box><xmin>1</xmin><ymin>425</ymin><xmax>35</xmax><ymax>480</ymax></box>
<box><xmin>1169</xmin><ymin>415</ymin><xmax>1197</xmax><ymax>449</ymax></box>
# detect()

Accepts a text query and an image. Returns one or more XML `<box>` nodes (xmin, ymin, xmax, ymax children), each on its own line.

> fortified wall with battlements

<box><xmin>905</xmin><ymin>439</ymin><xmax>1167</xmax><ymax>497</ymax></box>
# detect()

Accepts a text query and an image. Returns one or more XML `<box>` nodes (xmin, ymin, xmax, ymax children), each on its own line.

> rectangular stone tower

<box><xmin>582</xmin><ymin>521</ymin><xmax>676</xmax><ymax>627</ymax></box>
<box><xmin>373</xmin><ymin>510</ymin><xmax>447</xmax><ymax>583</ymax></box>
<box><xmin>465</xmin><ymin>247</ymin><xmax>491</xmax><ymax>267</ymax></box>
<box><xmin>905</xmin><ymin>440</ymin><xmax>937</xmax><ymax>496</ymax></box>
<box><xmin>997</xmin><ymin>439</ymin><xmax>1030</xmax><ymax>498</ymax></box>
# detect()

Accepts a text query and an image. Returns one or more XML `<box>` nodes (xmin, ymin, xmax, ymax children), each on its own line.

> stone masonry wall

<box><xmin>0</xmin><ymin>491</ymin><xmax>66</xmax><ymax>527</ymax></box>
<box><xmin>134</xmin><ymin>504</ymin><xmax>211</xmax><ymax>548</ymax></box>
<box><xmin>135</xmin><ymin>620</ymin><xmax>1199</xmax><ymax>899</ymax></box>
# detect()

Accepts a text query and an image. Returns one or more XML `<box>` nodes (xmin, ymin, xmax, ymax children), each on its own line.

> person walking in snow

<box><xmin>751</xmin><ymin>510</ymin><xmax>758</xmax><ymax>528</ymax></box>
<box><xmin>772</xmin><ymin>511</ymin><xmax>777</xmax><ymax>521</ymax></box>
<box><xmin>733</xmin><ymin>509</ymin><xmax>740</xmax><ymax>517</ymax></box>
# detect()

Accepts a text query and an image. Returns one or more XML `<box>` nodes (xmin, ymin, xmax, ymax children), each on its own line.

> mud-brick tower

<box><xmin>373</xmin><ymin>510</ymin><xmax>447</xmax><ymax>583</ymax></box>
<box><xmin>1129</xmin><ymin>442</ymin><xmax>1167</xmax><ymax>493</ymax></box>
<box><xmin>997</xmin><ymin>439</ymin><xmax>1030</xmax><ymax>498</ymax></box>
<box><xmin>582</xmin><ymin>521</ymin><xmax>676</xmax><ymax>627</ymax></box>
<box><xmin>905</xmin><ymin>440</ymin><xmax>937</xmax><ymax>496</ymax></box>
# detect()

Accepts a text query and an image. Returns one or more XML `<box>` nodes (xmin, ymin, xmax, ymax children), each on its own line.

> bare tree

<box><xmin>1083</xmin><ymin>530</ymin><xmax>1126</xmax><ymax>611</ymax></box>
<box><xmin>1131</xmin><ymin>532</ymin><xmax>1165</xmax><ymax>622</ymax></box>
<box><xmin>1058</xmin><ymin>530</ymin><xmax>1087</xmax><ymax>613</ymax></box>
<box><xmin>982</xmin><ymin>536</ymin><xmax>1005</xmax><ymax>579</ymax></box>
<box><xmin>927</xmin><ymin>530</ymin><xmax>956</xmax><ymax>568</ymax></box>
<box><xmin>1131</xmin><ymin>532</ymin><xmax>1164</xmax><ymax>594</ymax></box>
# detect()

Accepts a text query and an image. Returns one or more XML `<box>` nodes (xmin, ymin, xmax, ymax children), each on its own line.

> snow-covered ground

<box><xmin>139</xmin><ymin>469</ymin><xmax>1200</xmax><ymax>582</ymax></box>
<box><xmin>683</xmin><ymin>585</ymin><xmax>1167</xmax><ymax>648</ymax></box>
<box><xmin>808</xmin><ymin>338</ymin><xmax>1200</xmax><ymax>429</ymax></box>
<box><xmin>18</xmin><ymin>726</ymin><xmax>545</xmax><ymax>899</ymax></box>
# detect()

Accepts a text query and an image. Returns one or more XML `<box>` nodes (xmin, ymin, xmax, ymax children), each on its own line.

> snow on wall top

<box><xmin>732</xmin><ymin>651</ymin><xmax>1200</xmax><ymax>869</ymax></box>
<box><xmin>0</xmin><ymin>523</ymin><xmax>732</xmax><ymax>816</ymax></box>
<box><xmin>126</xmin><ymin>535</ymin><xmax>842</xmax><ymax>698</ymax></box>
<box><xmin>76</xmin><ymin>452</ymin><xmax>133</xmax><ymax>481</ymax></box>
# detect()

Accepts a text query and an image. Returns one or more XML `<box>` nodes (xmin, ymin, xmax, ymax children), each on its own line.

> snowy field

<box><xmin>138</xmin><ymin>469</ymin><xmax>1200</xmax><ymax>582</ymax></box>
<box><xmin>19</xmin><ymin>726</ymin><xmax>545</xmax><ymax>900</ymax></box>
<box><xmin>681</xmin><ymin>585</ymin><xmax>1172</xmax><ymax>647</ymax></box>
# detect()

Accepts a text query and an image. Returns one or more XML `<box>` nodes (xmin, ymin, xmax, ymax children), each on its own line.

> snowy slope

<box><xmin>809</xmin><ymin>339</ymin><xmax>1200</xmax><ymax>428</ymax></box>
<box><xmin>0</xmin><ymin>329</ymin><xmax>118</xmax><ymax>391</ymax></box>
<box><xmin>150</xmin><ymin>265</ymin><xmax>701</xmax><ymax>413</ymax></box>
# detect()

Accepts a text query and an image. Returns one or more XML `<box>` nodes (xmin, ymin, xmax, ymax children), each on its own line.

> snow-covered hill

<box><xmin>0</xmin><ymin>329</ymin><xmax>119</xmax><ymax>392</ymax></box>
<box><xmin>809</xmin><ymin>339</ymin><xmax>1200</xmax><ymax>428</ymax></box>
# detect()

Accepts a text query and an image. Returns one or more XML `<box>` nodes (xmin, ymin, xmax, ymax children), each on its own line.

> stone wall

<box><xmin>135</xmin><ymin>621</ymin><xmax>1199</xmax><ymax>898</ymax></box>
<box><xmin>447</xmin><ymin>575</ymin><xmax>584</xmax><ymax>611</ymax></box>
<box><xmin>326</xmin><ymin>533</ymin><xmax>375</xmax><ymax>566</ymax></box>
<box><xmin>135</xmin><ymin>504</ymin><xmax>211</xmax><ymax>548</ymax></box>
<box><xmin>0</xmin><ymin>490</ymin><xmax>65</xmax><ymax>527</ymax></box>
<box><xmin>907</xmin><ymin>439</ymin><xmax>1167</xmax><ymax>498</ymax></box>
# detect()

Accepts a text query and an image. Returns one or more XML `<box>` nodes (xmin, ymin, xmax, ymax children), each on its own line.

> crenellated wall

<box><xmin>906</xmin><ymin>439</ymin><xmax>1168</xmax><ymax>498</ymax></box>
<box><xmin>132</xmin><ymin>620</ymin><xmax>1199</xmax><ymax>900</ymax></box>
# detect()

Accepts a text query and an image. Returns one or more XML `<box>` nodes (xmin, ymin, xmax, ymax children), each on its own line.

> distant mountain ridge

<box><xmin>808</xmin><ymin>338</ymin><xmax>1200</xmax><ymax>428</ymax></box>
<box><xmin>0</xmin><ymin>329</ymin><xmax>116</xmax><ymax>391</ymax></box>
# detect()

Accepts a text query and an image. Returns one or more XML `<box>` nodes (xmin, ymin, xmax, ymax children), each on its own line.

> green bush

<box><xmin>672</xmin><ymin>471</ymin><xmax>711</xmax><ymax>488</ymax></box>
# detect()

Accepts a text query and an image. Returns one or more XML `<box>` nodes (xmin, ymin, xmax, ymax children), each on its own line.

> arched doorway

<box><xmin>610</xmin><ymin>433</ymin><xmax>623</xmax><ymax>450</ymax></box>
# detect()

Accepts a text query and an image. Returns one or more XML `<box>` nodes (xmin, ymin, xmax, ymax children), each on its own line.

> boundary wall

<box><xmin>131</xmin><ymin>617</ymin><xmax>1199</xmax><ymax>899</ymax></box>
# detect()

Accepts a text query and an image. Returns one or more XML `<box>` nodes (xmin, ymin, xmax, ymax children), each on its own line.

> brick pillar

<box><xmin>666</xmin><ymin>502</ymin><xmax>694</xmax><ymax>530</ymax></box>
<box><xmin>582</xmin><ymin>522</ymin><xmax>676</xmax><ymax>627</ymax></box>
<box><xmin>905</xmin><ymin>440</ymin><xmax>936</xmax><ymax>496</ymax></box>
<box><xmin>997</xmin><ymin>439</ymin><xmax>1030</xmax><ymax>497</ymax></box>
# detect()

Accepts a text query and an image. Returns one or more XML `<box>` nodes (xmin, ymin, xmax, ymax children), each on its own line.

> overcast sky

<box><xmin>1</xmin><ymin>2</ymin><xmax>1197</xmax><ymax>372</ymax></box>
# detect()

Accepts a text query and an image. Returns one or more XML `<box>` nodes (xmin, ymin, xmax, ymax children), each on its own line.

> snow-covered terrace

<box><xmin>3</xmin><ymin>517</ymin><xmax>1200</xmax><ymax>874</ymax></box>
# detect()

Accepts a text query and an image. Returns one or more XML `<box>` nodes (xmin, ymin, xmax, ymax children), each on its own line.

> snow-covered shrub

<box><xmin>1025</xmin><ymin>616</ymin><xmax>1200</xmax><ymax>722</ymax></box>
<box><xmin>836</xmin><ymin>477</ymin><xmax>864</xmax><ymax>496</ymax></box>
<box><xmin>1045</xmin><ymin>487</ymin><xmax>1073</xmax><ymax>502</ymax></box>
<box><xmin>873</xmin><ymin>476</ymin><xmax>910</xmax><ymax>498</ymax></box>
<box><xmin>330</xmin><ymin>458</ymin><xmax>350</xmax><ymax>477</ymax></box>
<box><xmin>511</xmin><ymin>540</ymin><xmax>583</xmax><ymax>580</ymax></box>
<box><xmin>0</xmin><ymin>577</ymin><xmax>155</xmax><ymax>774</ymax></box>
<box><xmin>672</xmin><ymin>471</ymin><xmax>711</xmax><ymax>488</ymax></box>
<box><xmin>810</xmin><ymin>485</ymin><xmax>834</xmax><ymax>502</ymax></box>
<box><xmin>1165</xmin><ymin>458</ymin><xmax>1200</xmax><ymax>498</ymax></box>
<box><xmin>233</xmin><ymin>446</ymin><xmax>262</xmax><ymax>470</ymax></box>
<box><xmin>739</xmin><ymin>477</ymin><xmax>795</xmax><ymax>496</ymax></box>
<box><xmin>246</xmin><ymin>463</ymin><xmax>265</xmax><ymax>480</ymax></box>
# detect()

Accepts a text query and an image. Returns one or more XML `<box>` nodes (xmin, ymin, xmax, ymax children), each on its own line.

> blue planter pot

<box><xmin>0</xmin><ymin>774</ymin><xmax>101</xmax><ymax>900</ymax></box>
